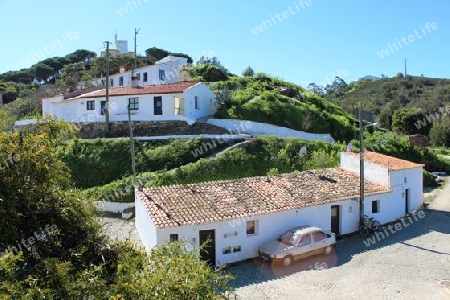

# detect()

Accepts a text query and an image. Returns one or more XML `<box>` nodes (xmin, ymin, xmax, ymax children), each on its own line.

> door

<box><xmin>174</xmin><ymin>97</ymin><xmax>185</xmax><ymax>115</ymax></box>
<box><xmin>154</xmin><ymin>96</ymin><xmax>163</xmax><ymax>115</ymax></box>
<box><xmin>331</xmin><ymin>205</ymin><xmax>340</xmax><ymax>235</ymax></box>
<box><xmin>199</xmin><ymin>230</ymin><xmax>216</xmax><ymax>266</ymax></box>
<box><xmin>405</xmin><ymin>189</ymin><xmax>410</xmax><ymax>214</ymax></box>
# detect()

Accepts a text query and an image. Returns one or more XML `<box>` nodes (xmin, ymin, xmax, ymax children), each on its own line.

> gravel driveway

<box><xmin>231</xmin><ymin>178</ymin><xmax>450</xmax><ymax>300</ymax></box>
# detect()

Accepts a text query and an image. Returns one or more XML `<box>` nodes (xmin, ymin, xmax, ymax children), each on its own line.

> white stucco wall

<box><xmin>135</xmin><ymin>194</ymin><xmax>158</xmax><ymax>250</ymax></box>
<box><xmin>340</xmin><ymin>152</ymin><xmax>390</xmax><ymax>187</ymax></box>
<box><xmin>137</xmin><ymin>199</ymin><xmax>359</xmax><ymax>266</ymax></box>
<box><xmin>108</xmin><ymin>64</ymin><xmax>180</xmax><ymax>87</ymax></box>
<box><xmin>94</xmin><ymin>201</ymin><xmax>134</xmax><ymax>214</ymax></box>
<box><xmin>390</xmin><ymin>168</ymin><xmax>423</xmax><ymax>212</ymax></box>
<box><xmin>183</xmin><ymin>83</ymin><xmax>217</xmax><ymax>119</ymax></box>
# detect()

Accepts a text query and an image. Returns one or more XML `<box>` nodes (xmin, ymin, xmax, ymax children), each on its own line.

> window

<box><xmin>143</xmin><ymin>72</ymin><xmax>148</xmax><ymax>82</ymax></box>
<box><xmin>222</xmin><ymin>247</ymin><xmax>231</xmax><ymax>254</ymax></box>
<box><xmin>298</xmin><ymin>234</ymin><xmax>311</xmax><ymax>246</ymax></box>
<box><xmin>110</xmin><ymin>78</ymin><xmax>114</xmax><ymax>87</ymax></box>
<box><xmin>372</xmin><ymin>200</ymin><xmax>380</xmax><ymax>213</ymax></box>
<box><xmin>169</xmin><ymin>234</ymin><xmax>178</xmax><ymax>242</ymax></box>
<box><xmin>86</xmin><ymin>101</ymin><xmax>95</xmax><ymax>110</ymax></box>
<box><xmin>312</xmin><ymin>231</ymin><xmax>326</xmax><ymax>242</ymax></box>
<box><xmin>128</xmin><ymin>97</ymin><xmax>139</xmax><ymax>110</ymax></box>
<box><xmin>119</xmin><ymin>76</ymin><xmax>124</xmax><ymax>86</ymax></box>
<box><xmin>195</xmin><ymin>96</ymin><xmax>199</xmax><ymax>110</ymax></box>
<box><xmin>100</xmin><ymin>101</ymin><xmax>106</xmax><ymax>115</ymax></box>
<box><xmin>159</xmin><ymin>69</ymin><xmax>166</xmax><ymax>81</ymax></box>
<box><xmin>246</xmin><ymin>220</ymin><xmax>257</xmax><ymax>235</ymax></box>
<box><xmin>233</xmin><ymin>246</ymin><xmax>241</xmax><ymax>253</ymax></box>
<box><xmin>136</xmin><ymin>73</ymin><xmax>140</xmax><ymax>80</ymax></box>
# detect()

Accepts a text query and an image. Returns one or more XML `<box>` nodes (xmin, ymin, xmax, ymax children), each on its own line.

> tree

<box><xmin>57</xmin><ymin>62</ymin><xmax>87</xmax><ymax>92</ymax></box>
<box><xmin>307</xmin><ymin>83</ymin><xmax>325</xmax><ymax>95</ymax></box>
<box><xmin>391</xmin><ymin>107</ymin><xmax>428</xmax><ymax>135</ymax></box>
<box><xmin>31</xmin><ymin>63</ymin><xmax>54</xmax><ymax>82</ymax></box>
<box><xmin>242</xmin><ymin>66</ymin><xmax>254</xmax><ymax>77</ymax></box>
<box><xmin>325</xmin><ymin>77</ymin><xmax>348</xmax><ymax>94</ymax></box>
<box><xmin>145</xmin><ymin>47</ymin><xmax>170</xmax><ymax>64</ymax></box>
<box><xmin>65</xmin><ymin>49</ymin><xmax>96</xmax><ymax>64</ymax></box>
<box><xmin>396</xmin><ymin>72</ymin><xmax>404</xmax><ymax>78</ymax></box>
<box><xmin>429</xmin><ymin>116</ymin><xmax>450</xmax><ymax>147</ymax></box>
<box><xmin>0</xmin><ymin>119</ymin><xmax>234</xmax><ymax>297</ymax></box>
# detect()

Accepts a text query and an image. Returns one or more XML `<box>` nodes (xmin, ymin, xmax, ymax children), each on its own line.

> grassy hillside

<box><xmin>211</xmin><ymin>74</ymin><xmax>357</xmax><ymax>141</ymax></box>
<box><xmin>326</xmin><ymin>76</ymin><xmax>450</xmax><ymax>129</ymax></box>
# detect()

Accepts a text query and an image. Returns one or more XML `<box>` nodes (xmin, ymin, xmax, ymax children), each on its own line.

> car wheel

<box><xmin>323</xmin><ymin>245</ymin><xmax>333</xmax><ymax>255</ymax></box>
<box><xmin>281</xmin><ymin>256</ymin><xmax>293</xmax><ymax>268</ymax></box>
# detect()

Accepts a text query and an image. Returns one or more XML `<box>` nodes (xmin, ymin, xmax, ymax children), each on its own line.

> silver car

<box><xmin>258</xmin><ymin>226</ymin><xmax>336</xmax><ymax>267</ymax></box>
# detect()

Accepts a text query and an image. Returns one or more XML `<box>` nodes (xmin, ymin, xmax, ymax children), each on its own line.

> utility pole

<box><xmin>105</xmin><ymin>41</ymin><xmax>110</xmax><ymax>132</ymax></box>
<box><xmin>359</xmin><ymin>102</ymin><xmax>365</xmax><ymax>225</ymax></box>
<box><xmin>404</xmin><ymin>58</ymin><xmax>409</xmax><ymax>76</ymax></box>
<box><xmin>128</xmin><ymin>104</ymin><xmax>136</xmax><ymax>184</ymax></box>
<box><xmin>133</xmin><ymin>28</ymin><xmax>140</xmax><ymax>75</ymax></box>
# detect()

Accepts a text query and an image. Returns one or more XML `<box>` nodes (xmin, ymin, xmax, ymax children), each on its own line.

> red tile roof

<box><xmin>69</xmin><ymin>82</ymin><xmax>200</xmax><ymax>99</ymax></box>
<box><xmin>345</xmin><ymin>151</ymin><xmax>424</xmax><ymax>170</ymax></box>
<box><xmin>137</xmin><ymin>168</ymin><xmax>390</xmax><ymax>229</ymax></box>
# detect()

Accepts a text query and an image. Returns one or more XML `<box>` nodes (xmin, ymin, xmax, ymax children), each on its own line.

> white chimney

<box><xmin>119</xmin><ymin>65</ymin><xmax>126</xmax><ymax>74</ymax></box>
<box><xmin>131</xmin><ymin>76</ymin><xmax>139</xmax><ymax>88</ymax></box>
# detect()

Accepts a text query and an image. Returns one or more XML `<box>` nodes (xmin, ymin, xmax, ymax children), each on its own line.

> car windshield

<box><xmin>278</xmin><ymin>230</ymin><xmax>295</xmax><ymax>245</ymax></box>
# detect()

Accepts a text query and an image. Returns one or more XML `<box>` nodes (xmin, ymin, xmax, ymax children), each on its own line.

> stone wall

<box><xmin>75</xmin><ymin>121</ymin><xmax>229</xmax><ymax>139</ymax></box>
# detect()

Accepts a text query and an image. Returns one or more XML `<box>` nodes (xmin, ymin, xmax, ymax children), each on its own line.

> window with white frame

<box><xmin>110</xmin><ymin>78</ymin><xmax>114</xmax><ymax>87</ymax></box>
<box><xmin>169</xmin><ymin>234</ymin><xmax>178</xmax><ymax>242</ymax></box>
<box><xmin>143</xmin><ymin>72</ymin><xmax>148</xmax><ymax>82</ymax></box>
<box><xmin>119</xmin><ymin>76</ymin><xmax>124</xmax><ymax>86</ymax></box>
<box><xmin>246</xmin><ymin>220</ymin><xmax>257</xmax><ymax>235</ymax></box>
<box><xmin>86</xmin><ymin>100</ymin><xmax>95</xmax><ymax>110</ymax></box>
<box><xmin>128</xmin><ymin>97</ymin><xmax>139</xmax><ymax>110</ymax></box>
<box><xmin>136</xmin><ymin>73</ymin><xmax>140</xmax><ymax>80</ymax></box>
<box><xmin>372</xmin><ymin>200</ymin><xmax>380</xmax><ymax>213</ymax></box>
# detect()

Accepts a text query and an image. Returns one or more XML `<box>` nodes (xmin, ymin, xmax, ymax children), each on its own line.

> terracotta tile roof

<box><xmin>137</xmin><ymin>168</ymin><xmax>390</xmax><ymax>229</ymax></box>
<box><xmin>345</xmin><ymin>151</ymin><xmax>424</xmax><ymax>170</ymax></box>
<box><xmin>68</xmin><ymin>82</ymin><xmax>200</xmax><ymax>99</ymax></box>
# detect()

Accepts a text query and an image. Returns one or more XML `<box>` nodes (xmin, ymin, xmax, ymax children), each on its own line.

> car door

<box><xmin>294</xmin><ymin>233</ymin><xmax>313</xmax><ymax>260</ymax></box>
<box><xmin>311</xmin><ymin>230</ymin><xmax>328</xmax><ymax>254</ymax></box>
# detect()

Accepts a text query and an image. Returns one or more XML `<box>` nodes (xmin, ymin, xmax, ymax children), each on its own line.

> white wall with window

<box><xmin>137</xmin><ymin>197</ymin><xmax>361</xmax><ymax>266</ymax></box>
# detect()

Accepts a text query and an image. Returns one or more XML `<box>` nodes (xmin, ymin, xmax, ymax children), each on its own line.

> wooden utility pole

<box><xmin>105</xmin><ymin>41</ymin><xmax>110</xmax><ymax>132</ymax></box>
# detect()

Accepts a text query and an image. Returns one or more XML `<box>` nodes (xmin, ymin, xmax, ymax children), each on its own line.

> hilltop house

<box><xmin>89</xmin><ymin>55</ymin><xmax>188</xmax><ymax>88</ymax></box>
<box><xmin>135</xmin><ymin>151</ymin><xmax>423</xmax><ymax>266</ymax></box>
<box><xmin>41</xmin><ymin>81</ymin><xmax>217</xmax><ymax>124</ymax></box>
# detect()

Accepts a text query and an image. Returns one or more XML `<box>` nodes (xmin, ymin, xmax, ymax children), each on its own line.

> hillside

<box><xmin>325</xmin><ymin>76</ymin><xmax>450</xmax><ymax>129</ymax></box>
<box><xmin>210</xmin><ymin>74</ymin><xmax>357</xmax><ymax>141</ymax></box>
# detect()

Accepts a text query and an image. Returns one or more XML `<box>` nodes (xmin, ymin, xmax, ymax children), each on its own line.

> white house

<box><xmin>91</xmin><ymin>56</ymin><xmax>188</xmax><ymax>88</ymax></box>
<box><xmin>42</xmin><ymin>82</ymin><xmax>217</xmax><ymax>124</ymax></box>
<box><xmin>135</xmin><ymin>151</ymin><xmax>424</xmax><ymax>266</ymax></box>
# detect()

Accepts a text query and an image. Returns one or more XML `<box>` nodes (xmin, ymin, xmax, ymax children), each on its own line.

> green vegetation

<box><xmin>212</xmin><ymin>74</ymin><xmax>357</xmax><ymax>141</ymax></box>
<box><xmin>83</xmin><ymin>136</ymin><xmax>346</xmax><ymax>202</ymax></box>
<box><xmin>0</xmin><ymin>121</ymin><xmax>234</xmax><ymax>298</ymax></box>
<box><xmin>57</xmin><ymin>137</ymin><xmax>234</xmax><ymax>189</ymax></box>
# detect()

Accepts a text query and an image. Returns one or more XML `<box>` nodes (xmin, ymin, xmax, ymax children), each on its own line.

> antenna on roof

<box><xmin>347</xmin><ymin>142</ymin><xmax>352</xmax><ymax>152</ymax></box>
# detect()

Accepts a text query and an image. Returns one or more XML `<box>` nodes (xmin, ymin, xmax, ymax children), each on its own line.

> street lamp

<box><xmin>359</xmin><ymin>103</ymin><xmax>377</xmax><ymax>225</ymax></box>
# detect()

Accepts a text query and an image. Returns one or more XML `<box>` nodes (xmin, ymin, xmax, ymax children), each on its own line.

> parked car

<box><xmin>258</xmin><ymin>226</ymin><xmax>336</xmax><ymax>267</ymax></box>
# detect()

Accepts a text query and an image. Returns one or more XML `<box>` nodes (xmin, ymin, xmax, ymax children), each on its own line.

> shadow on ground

<box><xmin>227</xmin><ymin>208</ymin><xmax>450</xmax><ymax>289</ymax></box>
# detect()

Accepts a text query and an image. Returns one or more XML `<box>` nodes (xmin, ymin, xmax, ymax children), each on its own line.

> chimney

<box><xmin>119</xmin><ymin>65</ymin><xmax>125</xmax><ymax>74</ymax></box>
<box><xmin>131</xmin><ymin>76</ymin><xmax>139</xmax><ymax>88</ymax></box>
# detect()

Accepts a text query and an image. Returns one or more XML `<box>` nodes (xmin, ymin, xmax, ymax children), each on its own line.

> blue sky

<box><xmin>0</xmin><ymin>0</ymin><xmax>448</xmax><ymax>87</ymax></box>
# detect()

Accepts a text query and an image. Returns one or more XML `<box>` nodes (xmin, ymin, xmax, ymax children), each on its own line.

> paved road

<box><xmin>231</xmin><ymin>179</ymin><xmax>450</xmax><ymax>300</ymax></box>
